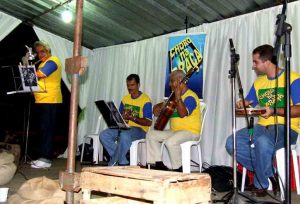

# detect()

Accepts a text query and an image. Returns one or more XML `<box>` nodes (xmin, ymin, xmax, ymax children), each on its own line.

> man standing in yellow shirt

<box><xmin>30</xmin><ymin>41</ymin><xmax>62</xmax><ymax>169</ymax></box>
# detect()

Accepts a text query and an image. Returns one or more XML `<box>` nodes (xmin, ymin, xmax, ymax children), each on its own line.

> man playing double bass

<box><xmin>146</xmin><ymin>70</ymin><xmax>201</xmax><ymax>171</ymax></box>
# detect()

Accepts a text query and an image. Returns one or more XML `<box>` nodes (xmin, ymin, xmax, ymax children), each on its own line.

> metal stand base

<box><xmin>213</xmin><ymin>188</ymin><xmax>259</xmax><ymax>204</ymax></box>
<box><xmin>21</xmin><ymin>94</ymin><xmax>33</xmax><ymax>165</ymax></box>
<box><xmin>111</xmin><ymin>129</ymin><xmax>121</xmax><ymax>166</ymax></box>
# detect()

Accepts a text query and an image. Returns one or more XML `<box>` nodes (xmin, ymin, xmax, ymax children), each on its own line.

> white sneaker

<box><xmin>31</xmin><ymin>160</ymin><xmax>52</xmax><ymax>169</ymax></box>
<box><xmin>29</xmin><ymin>159</ymin><xmax>39</xmax><ymax>165</ymax></box>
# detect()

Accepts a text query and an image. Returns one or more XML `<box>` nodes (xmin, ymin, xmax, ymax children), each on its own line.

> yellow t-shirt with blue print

<box><xmin>34</xmin><ymin>56</ymin><xmax>62</xmax><ymax>104</ymax></box>
<box><xmin>245</xmin><ymin>70</ymin><xmax>300</xmax><ymax>132</ymax></box>
<box><xmin>119</xmin><ymin>93</ymin><xmax>152</xmax><ymax>132</ymax></box>
<box><xmin>170</xmin><ymin>89</ymin><xmax>201</xmax><ymax>135</ymax></box>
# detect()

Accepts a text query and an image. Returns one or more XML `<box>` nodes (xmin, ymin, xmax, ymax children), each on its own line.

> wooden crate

<box><xmin>80</xmin><ymin>166</ymin><xmax>211</xmax><ymax>204</ymax></box>
<box><xmin>80</xmin><ymin>196</ymin><xmax>150</xmax><ymax>204</ymax></box>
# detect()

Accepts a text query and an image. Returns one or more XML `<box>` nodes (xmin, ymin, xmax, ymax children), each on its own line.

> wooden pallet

<box><xmin>80</xmin><ymin>166</ymin><xmax>211</xmax><ymax>204</ymax></box>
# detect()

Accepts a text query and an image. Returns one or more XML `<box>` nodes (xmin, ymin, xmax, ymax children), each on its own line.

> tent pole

<box><xmin>65</xmin><ymin>0</ymin><xmax>84</xmax><ymax>203</ymax></box>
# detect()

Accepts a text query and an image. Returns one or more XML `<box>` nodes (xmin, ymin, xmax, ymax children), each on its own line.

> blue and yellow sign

<box><xmin>164</xmin><ymin>34</ymin><xmax>206</xmax><ymax>98</ymax></box>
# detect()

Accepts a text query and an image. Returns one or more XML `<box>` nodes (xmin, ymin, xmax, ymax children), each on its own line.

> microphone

<box><xmin>229</xmin><ymin>38</ymin><xmax>235</xmax><ymax>53</ymax></box>
<box><xmin>228</xmin><ymin>39</ymin><xmax>240</xmax><ymax>66</ymax></box>
<box><xmin>25</xmin><ymin>45</ymin><xmax>36</xmax><ymax>61</ymax></box>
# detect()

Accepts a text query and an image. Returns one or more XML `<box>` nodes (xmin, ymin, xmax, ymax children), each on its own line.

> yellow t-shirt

<box><xmin>121</xmin><ymin>93</ymin><xmax>152</xmax><ymax>132</ymax></box>
<box><xmin>34</xmin><ymin>56</ymin><xmax>62</xmax><ymax>104</ymax></box>
<box><xmin>246</xmin><ymin>70</ymin><xmax>300</xmax><ymax>132</ymax></box>
<box><xmin>170</xmin><ymin>89</ymin><xmax>201</xmax><ymax>135</ymax></box>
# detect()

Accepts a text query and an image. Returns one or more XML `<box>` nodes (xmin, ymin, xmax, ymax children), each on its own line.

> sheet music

<box><xmin>95</xmin><ymin>100</ymin><xmax>130</xmax><ymax>129</ymax></box>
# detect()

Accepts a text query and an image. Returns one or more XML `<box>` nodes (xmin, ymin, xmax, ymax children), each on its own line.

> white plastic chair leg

<box><xmin>80</xmin><ymin>141</ymin><xmax>86</xmax><ymax>163</ymax></box>
<box><xmin>130</xmin><ymin>140</ymin><xmax>139</xmax><ymax>165</ymax></box>
<box><xmin>98</xmin><ymin>140</ymin><xmax>103</xmax><ymax>162</ymax></box>
<box><xmin>93</xmin><ymin>136</ymin><xmax>103</xmax><ymax>163</ymax></box>
<box><xmin>130</xmin><ymin>139</ymin><xmax>145</xmax><ymax>166</ymax></box>
<box><xmin>241</xmin><ymin>167</ymin><xmax>247</xmax><ymax>192</ymax></box>
<box><xmin>276</xmin><ymin>148</ymin><xmax>300</xmax><ymax>200</ymax></box>
<box><xmin>197</xmin><ymin>144</ymin><xmax>202</xmax><ymax>172</ymax></box>
<box><xmin>181</xmin><ymin>143</ymin><xmax>191</xmax><ymax>173</ymax></box>
<box><xmin>292</xmin><ymin>149</ymin><xmax>300</xmax><ymax>195</ymax></box>
<box><xmin>276</xmin><ymin>148</ymin><xmax>286</xmax><ymax>201</ymax></box>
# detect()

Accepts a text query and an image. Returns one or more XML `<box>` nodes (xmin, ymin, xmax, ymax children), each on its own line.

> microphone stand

<box><xmin>215</xmin><ymin>39</ymin><xmax>258</xmax><ymax>204</ymax></box>
<box><xmin>273</xmin><ymin>1</ymin><xmax>292</xmax><ymax>203</ymax></box>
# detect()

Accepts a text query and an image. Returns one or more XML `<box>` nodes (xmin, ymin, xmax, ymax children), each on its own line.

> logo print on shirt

<box><xmin>258</xmin><ymin>88</ymin><xmax>284</xmax><ymax>108</ymax></box>
<box><xmin>124</xmin><ymin>104</ymin><xmax>140</xmax><ymax>118</ymax></box>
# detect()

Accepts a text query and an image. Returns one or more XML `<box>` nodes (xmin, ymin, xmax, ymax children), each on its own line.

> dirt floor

<box><xmin>1</xmin><ymin>158</ymin><xmax>300</xmax><ymax>203</ymax></box>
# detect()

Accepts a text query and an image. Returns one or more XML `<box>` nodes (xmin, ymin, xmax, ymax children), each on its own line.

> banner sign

<box><xmin>164</xmin><ymin>33</ymin><xmax>206</xmax><ymax>98</ymax></box>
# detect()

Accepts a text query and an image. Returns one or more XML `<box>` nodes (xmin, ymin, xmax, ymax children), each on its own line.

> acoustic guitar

<box><xmin>154</xmin><ymin>67</ymin><xmax>198</xmax><ymax>130</ymax></box>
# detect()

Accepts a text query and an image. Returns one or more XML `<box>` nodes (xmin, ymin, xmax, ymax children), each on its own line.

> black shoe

<box><xmin>97</xmin><ymin>161</ymin><xmax>109</xmax><ymax>166</ymax></box>
<box><xmin>251</xmin><ymin>187</ymin><xmax>267</xmax><ymax>197</ymax></box>
<box><xmin>118</xmin><ymin>163</ymin><xmax>129</xmax><ymax>166</ymax></box>
<box><xmin>172</xmin><ymin>166</ymin><xmax>183</xmax><ymax>172</ymax></box>
<box><xmin>150</xmin><ymin>161</ymin><xmax>169</xmax><ymax>171</ymax></box>
<box><xmin>244</xmin><ymin>184</ymin><xmax>255</xmax><ymax>191</ymax></box>
<box><xmin>269</xmin><ymin>176</ymin><xmax>280</xmax><ymax>196</ymax></box>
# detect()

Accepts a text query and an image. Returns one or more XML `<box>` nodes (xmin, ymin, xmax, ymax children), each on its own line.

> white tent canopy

<box><xmin>1</xmin><ymin>1</ymin><xmax>300</xmax><ymax>165</ymax></box>
<box><xmin>0</xmin><ymin>12</ymin><xmax>21</xmax><ymax>42</ymax></box>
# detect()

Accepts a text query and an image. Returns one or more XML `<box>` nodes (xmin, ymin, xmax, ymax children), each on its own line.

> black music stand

<box><xmin>95</xmin><ymin>100</ymin><xmax>130</xmax><ymax>166</ymax></box>
<box><xmin>6</xmin><ymin>64</ymin><xmax>39</xmax><ymax>164</ymax></box>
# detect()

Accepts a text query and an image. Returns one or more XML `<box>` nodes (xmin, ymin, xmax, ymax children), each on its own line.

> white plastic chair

<box><xmin>161</xmin><ymin>102</ymin><xmax>208</xmax><ymax>173</ymax></box>
<box><xmin>80</xmin><ymin>115</ymin><xmax>104</xmax><ymax>164</ymax></box>
<box><xmin>130</xmin><ymin>138</ymin><xmax>146</xmax><ymax>166</ymax></box>
<box><xmin>241</xmin><ymin>136</ymin><xmax>300</xmax><ymax>201</ymax></box>
<box><xmin>130</xmin><ymin>102</ymin><xmax>208</xmax><ymax>169</ymax></box>
<box><xmin>276</xmin><ymin>143</ymin><xmax>300</xmax><ymax>200</ymax></box>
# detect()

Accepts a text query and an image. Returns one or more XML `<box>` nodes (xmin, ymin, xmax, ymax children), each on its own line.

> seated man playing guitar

<box><xmin>100</xmin><ymin>74</ymin><xmax>152</xmax><ymax>166</ymax></box>
<box><xmin>146</xmin><ymin>70</ymin><xmax>201</xmax><ymax>171</ymax></box>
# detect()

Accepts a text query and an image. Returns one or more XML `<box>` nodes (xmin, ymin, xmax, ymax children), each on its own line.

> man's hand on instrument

<box><xmin>174</xmin><ymin>80</ymin><xmax>181</xmax><ymax>101</ymax></box>
<box><xmin>261</xmin><ymin>107</ymin><xmax>274</xmax><ymax>119</ymax></box>
<box><xmin>122</xmin><ymin>110</ymin><xmax>131</xmax><ymax>122</ymax></box>
<box><xmin>153</xmin><ymin>102</ymin><xmax>164</xmax><ymax>116</ymax></box>
<box><xmin>236</xmin><ymin>100</ymin><xmax>253</xmax><ymax>109</ymax></box>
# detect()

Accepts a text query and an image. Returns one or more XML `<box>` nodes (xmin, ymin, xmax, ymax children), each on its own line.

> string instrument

<box><xmin>154</xmin><ymin>67</ymin><xmax>198</xmax><ymax>130</ymax></box>
<box><xmin>235</xmin><ymin>108</ymin><xmax>266</xmax><ymax>117</ymax></box>
<box><xmin>122</xmin><ymin>108</ymin><xmax>134</xmax><ymax>123</ymax></box>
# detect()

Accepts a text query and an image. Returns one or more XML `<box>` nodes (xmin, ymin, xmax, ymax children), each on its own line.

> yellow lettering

<box><xmin>189</xmin><ymin>53</ymin><xmax>198</xmax><ymax>68</ymax></box>
<box><xmin>179</xmin><ymin>42</ymin><xmax>185</xmax><ymax>50</ymax></box>
<box><xmin>186</xmin><ymin>37</ymin><xmax>192</xmax><ymax>44</ymax></box>
<box><xmin>170</xmin><ymin>48</ymin><xmax>175</xmax><ymax>59</ymax></box>
<box><xmin>185</xmin><ymin>58</ymin><xmax>193</xmax><ymax>72</ymax></box>
<box><xmin>194</xmin><ymin>49</ymin><xmax>202</xmax><ymax>64</ymax></box>
<box><xmin>179</xmin><ymin>51</ymin><xmax>186</xmax><ymax>61</ymax></box>
<box><xmin>178</xmin><ymin>61</ymin><xmax>185</xmax><ymax>71</ymax></box>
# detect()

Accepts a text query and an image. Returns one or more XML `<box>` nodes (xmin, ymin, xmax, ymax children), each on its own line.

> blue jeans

<box><xmin>99</xmin><ymin>127</ymin><xmax>146</xmax><ymax>165</ymax></box>
<box><xmin>225</xmin><ymin>124</ymin><xmax>298</xmax><ymax>189</ymax></box>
